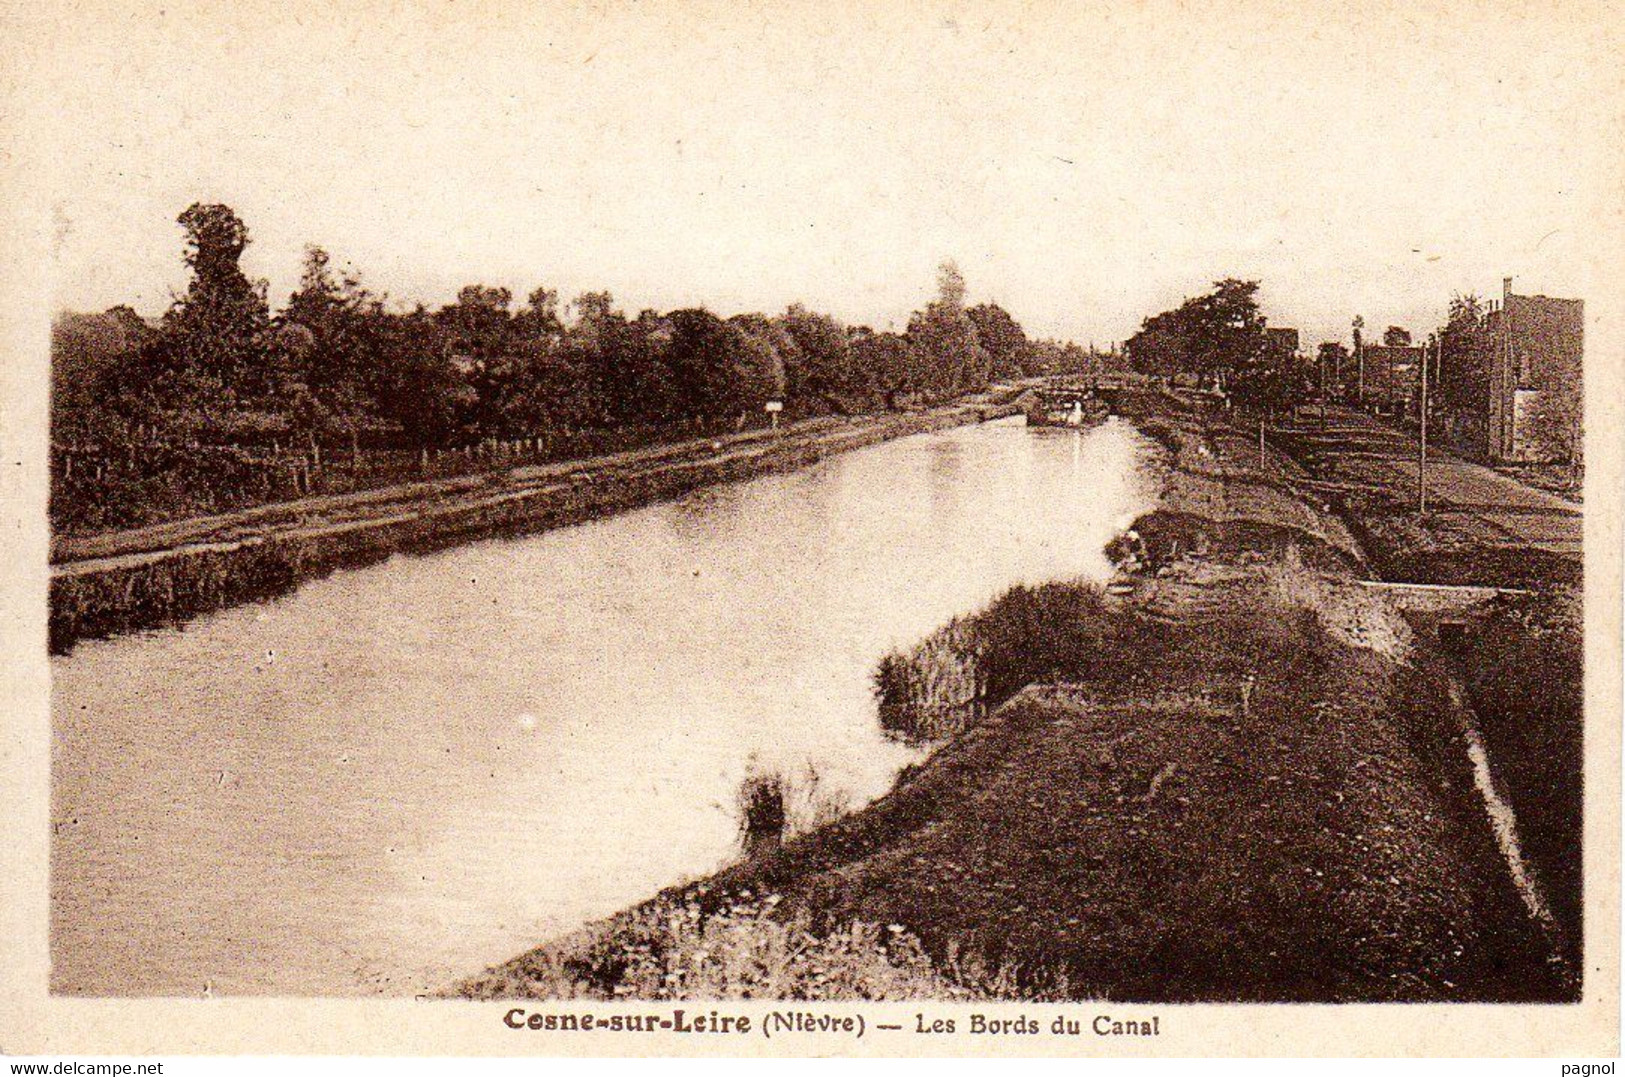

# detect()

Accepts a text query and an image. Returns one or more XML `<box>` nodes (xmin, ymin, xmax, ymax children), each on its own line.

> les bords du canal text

<box><xmin>502</xmin><ymin>1008</ymin><xmax>1162</xmax><ymax>1039</ymax></box>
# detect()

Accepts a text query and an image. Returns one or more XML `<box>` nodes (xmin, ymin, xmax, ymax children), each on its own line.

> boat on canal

<box><xmin>1025</xmin><ymin>386</ymin><xmax>1110</xmax><ymax>428</ymax></box>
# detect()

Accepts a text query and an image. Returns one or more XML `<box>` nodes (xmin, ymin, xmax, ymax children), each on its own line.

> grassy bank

<box><xmin>50</xmin><ymin>397</ymin><xmax>1021</xmax><ymax>653</ymax></box>
<box><xmin>459</xmin><ymin>390</ymin><xmax>1570</xmax><ymax>1003</ymax></box>
<box><xmin>1139</xmin><ymin>395</ymin><xmax>1585</xmax><ymax>967</ymax></box>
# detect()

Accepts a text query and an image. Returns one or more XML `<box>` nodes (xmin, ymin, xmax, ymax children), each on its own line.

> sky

<box><xmin>13</xmin><ymin>0</ymin><xmax>1622</xmax><ymax>350</ymax></box>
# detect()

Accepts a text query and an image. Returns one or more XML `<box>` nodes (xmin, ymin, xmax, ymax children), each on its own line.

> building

<box><xmin>1433</xmin><ymin>280</ymin><xmax>1584</xmax><ymax>463</ymax></box>
<box><xmin>1358</xmin><ymin>344</ymin><xmax>1424</xmax><ymax>414</ymax></box>
<box><xmin>1484</xmin><ymin>279</ymin><xmax>1584</xmax><ymax>463</ymax></box>
<box><xmin>1265</xmin><ymin>327</ymin><xmax>1300</xmax><ymax>360</ymax></box>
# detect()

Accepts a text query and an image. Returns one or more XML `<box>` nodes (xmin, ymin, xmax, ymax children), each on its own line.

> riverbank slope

<box><xmin>459</xmin><ymin>389</ymin><xmax>1570</xmax><ymax>1003</ymax></box>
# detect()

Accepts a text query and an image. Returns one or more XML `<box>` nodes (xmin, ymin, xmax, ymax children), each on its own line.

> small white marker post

<box><xmin>765</xmin><ymin>399</ymin><xmax>783</xmax><ymax>431</ymax></box>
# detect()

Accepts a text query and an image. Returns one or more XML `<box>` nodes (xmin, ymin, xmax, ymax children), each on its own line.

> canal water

<box><xmin>50</xmin><ymin>416</ymin><xmax>1159</xmax><ymax>996</ymax></box>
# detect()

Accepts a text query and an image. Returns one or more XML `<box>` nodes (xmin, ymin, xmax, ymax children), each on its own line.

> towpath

<box><xmin>49</xmin><ymin>389</ymin><xmax>1030</xmax><ymax>650</ymax></box>
<box><xmin>1268</xmin><ymin>407</ymin><xmax>1582</xmax><ymax>586</ymax></box>
<box><xmin>53</xmin><ymin>388</ymin><xmax>1032</xmax><ymax>574</ymax></box>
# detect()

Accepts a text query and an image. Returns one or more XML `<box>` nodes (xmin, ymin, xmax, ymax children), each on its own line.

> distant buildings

<box><xmin>1358</xmin><ymin>344</ymin><xmax>1424</xmax><ymax>415</ymax></box>
<box><xmin>1357</xmin><ymin>278</ymin><xmax>1583</xmax><ymax>464</ymax></box>
<box><xmin>1265</xmin><ymin>327</ymin><xmax>1299</xmax><ymax>360</ymax></box>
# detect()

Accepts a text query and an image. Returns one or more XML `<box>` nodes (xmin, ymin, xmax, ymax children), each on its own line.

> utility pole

<box><xmin>1356</xmin><ymin>341</ymin><xmax>1365</xmax><ymax>407</ymax></box>
<box><xmin>1352</xmin><ymin>315</ymin><xmax>1365</xmax><ymax>409</ymax></box>
<box><xmin>1418</xmin><ymin>338</ymin><xmax>1430</xmax><ymax>518</ymax></box>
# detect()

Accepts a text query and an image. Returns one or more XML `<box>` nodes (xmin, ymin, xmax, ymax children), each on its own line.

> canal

<box><xmin>50</xmin><ymin>416</ymin><xmax>1159</xmax><ymax>996</ymax></box>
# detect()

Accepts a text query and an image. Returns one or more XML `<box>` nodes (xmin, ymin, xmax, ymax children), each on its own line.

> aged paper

<box><xmin>2</xmin><ymin>0</ymin><xmax>1620</xmax><ymax>1059</ymax></box>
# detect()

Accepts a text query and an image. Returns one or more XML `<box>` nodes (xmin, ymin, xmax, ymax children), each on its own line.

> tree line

<box><xmin>1122</xmin><ymin>278</ymin><xmax>1305</xmax><ymax>413</ymax></box>
<box><xmin>55</xmin><ymin>204</ymin><xmax>1097</xmax><ymax>457</ymax></box>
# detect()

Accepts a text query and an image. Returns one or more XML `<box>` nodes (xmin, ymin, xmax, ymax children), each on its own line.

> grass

<box><xmin>458</xmin><ymin>891</ymin><xmax>1048</xmax><ymax>1001</ymax></box>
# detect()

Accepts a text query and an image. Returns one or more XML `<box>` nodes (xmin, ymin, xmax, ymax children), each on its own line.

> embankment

<box><xmin>459</xmin><ymin>389</ymin><xmax>1569</xmax><ymax>1003</ymax></box>
<box><xmin>1251</xmin><ymin>403</ymin><xmax>1586</xmax><ymax>965</ymax></box>
<box><xmin>50</xmin><ymin>397</ymin><xmax>1021</xmax><ymax>653</ymax></box>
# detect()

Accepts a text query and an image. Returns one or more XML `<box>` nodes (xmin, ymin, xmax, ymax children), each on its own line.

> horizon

<box><xmin>24</xmin><ymin>1</ymin><xmax>1615</xmax><ymax>351</ymax></box>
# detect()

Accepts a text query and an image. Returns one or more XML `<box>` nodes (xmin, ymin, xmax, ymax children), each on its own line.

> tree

<box><xmin>1126</xmin><ymin>279</ymin><xmax>1267</xmax><ymax>388</ymax></box>
<box><xmin>729</xmin><ymin>314</ymin><xmax>792</xmax><ymax>402</ymax></box>
<box><xmin>571</xmin><ymin>291</ymin><xmax>617</xmax><ymax>336</ymax></box>
<box><xmin>515</xmin><ymin>286</ymin><xmax>564</xmax><ymax>342</ymax></box>
<box><xmin>507</xmin><ymin>339</ymin><xmax>594</xmax><ymax>433</ymax></box>
<box><xmin>664</xmin><ymin>309</ymin><xmax>758</xmax><ymax>423</ymax></box>
<box><xmin>375</xmin><ymin>308</ymin><xmax>469</xmax><ymax>446</ymax></box>
<box><xmin>849</xmin><ymin>328</ymin><xmax>922</xmax><ymax>410</ymax></box>
<box><xmin>1383</xmin><ymin>326</ymin><xmax>1412</xmax><ymax>347</ymax></box>
<box><xmin>778</xmin><ymin>304</ymin><xmax>852</xmax><ymax>406</ymax></box>
<box><xmin>1434</xmin><ymin>293</ymin><xmax>1491</xmax><ymax>451</ymax></box>
<box><xmin>936</xmin><ymin>260</ymin><xmax>968</xmax><ymax>309</ymax></box>
<box><xmin>1188</xmin><ymin>279</ymin><xmax>1266</xmax><ymax>383</ymax></box>
<box><xmin>906</xmin><ymin>260</ymin><xmax>992</xmax><ymax>395</ymax></box>
<box><xmin>966</xmin><ymin>302</ymin><xmax>1028</xmax><ymax>380</ymax></box>
<box><xmin>619</xmin><ymin>310</ymin><xmax>680</xmax><ymax>424</ymax></box>
<box><xmin>158</xmin><ymin>203</ymin><xmax>271</xmax><ymax>402</ymax></box>
<box><xmin>433</xmin><ymin>286</ymin><xmax>519</xmax><ymax>433</ymax></box>
<box><xmin>437</xmin><ymin>285</ymin><xmax>513</xmax><ymax>361</ymax></box>
<box><xmin>281</xmin><ymin>245</ymin><xmax>387</xmax><ymax>411</ymax></box>
<box><xmin>52</xmin><ymin>307</ymin><xmax>158</xmax><ymax>432</ymax></box>
<box><xmin>1125</xmin><ymin>307</ymin><xmax>1194</xmax><ymax>379</ymax></box>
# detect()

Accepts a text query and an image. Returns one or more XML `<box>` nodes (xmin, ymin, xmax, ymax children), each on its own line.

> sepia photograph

<box><xmin>2</xmin><ymin>0</ymin><xmax>1620</xmax><ymax>1060</ymax></box>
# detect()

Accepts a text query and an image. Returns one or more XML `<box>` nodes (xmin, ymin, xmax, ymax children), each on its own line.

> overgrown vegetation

<box><xmin>737</xmin><ymin>771</ymin><xmax>788</xmax><ymax>853</ymax></box>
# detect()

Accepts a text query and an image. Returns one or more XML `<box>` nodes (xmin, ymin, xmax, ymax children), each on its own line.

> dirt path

<box><xmin>52</xmin><ymin>417</ymin><xmax>855</xmax><ymax>567</ymax></box>
<box><xmin>1267</xmin><ymin>408</ymin><xmax>1581</xmax><ymax>585</ymax></box>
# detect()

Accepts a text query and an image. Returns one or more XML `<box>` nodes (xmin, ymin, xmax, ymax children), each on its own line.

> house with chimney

<box><xmin>1486</xmin><ymin>279</ymin><xmax>1584</xmax><ymax>463</ymax></box>
<box><xmin>1438</xmin><ymin>278</ymin><xmax>1584</xmax><ymax>463</ymax></box>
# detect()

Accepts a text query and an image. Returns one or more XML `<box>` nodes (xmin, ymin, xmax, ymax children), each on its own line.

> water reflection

<box><xmin>51</xmin><ymin>417</ymin><xmax>1158</xmax><ymax>997</ymax></box>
